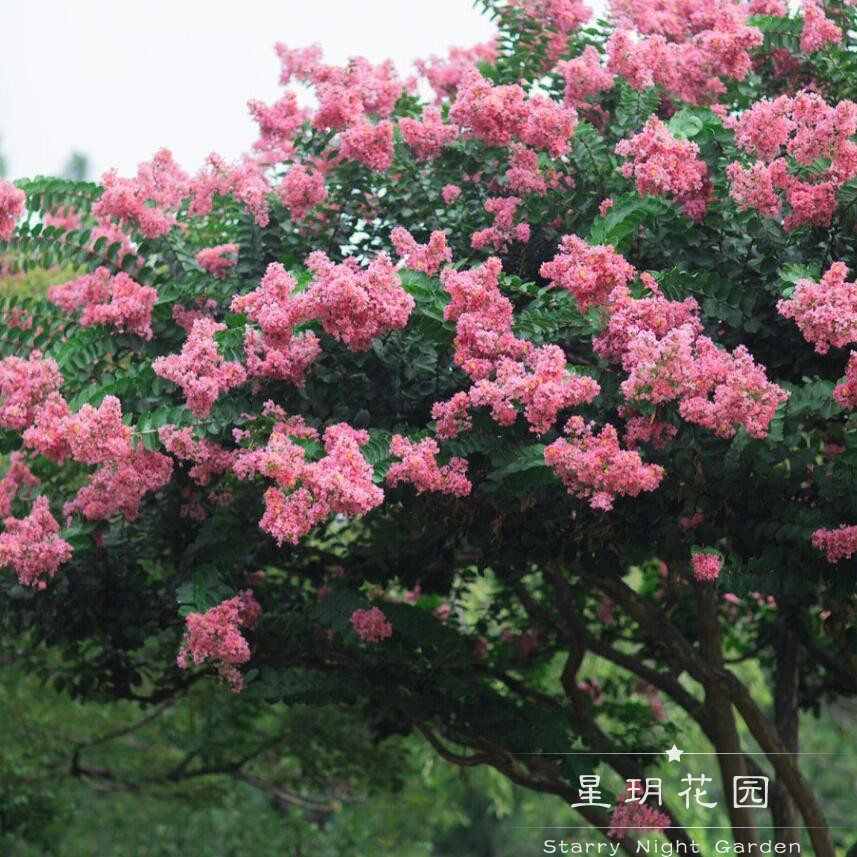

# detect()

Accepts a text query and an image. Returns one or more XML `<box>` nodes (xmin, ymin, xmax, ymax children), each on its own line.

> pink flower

<box><xmin>442</xmin><ymin>184</ymin><xmax>462</xmax><ymax>204</ymax></box>
<box><xmin>416</xmin><ymin>41</ymin><xmax>498</xmax><ymax>101</ymax></box>
<box><xmin>189</xmin><ymin>153</ymin><xmax>272</xmax><ymax>227</ymax></box>
<box><xmin>0</xmin><ymin>179</ymin><xmax>26</xmax><ymax>241</ymax></box>
<box><xmin>727</xmin><ymin>92</ymin><xmax>857</xmax><ymax>230</ymax></box>
<box><xmin>304</xmin><ymin>251</ymin><xmax>414</xmax><ymax>351</ymax></box>
<box><xmin>351</xmin><ymin>606</ymin><xmax>393</xmax><ymax>643</ymax></box>
<box><xmin>0</xmin><ymin>496</ymin><xmax>72</xmax><ymax>589</ymax></box>
<box><xmin>400</xmin><ymin>107</ymin><xmax>458</xmax><ymax>160</ymax></box>
<box><xmin>615</xmin><ymin>115</ymin><xmax>712</xmax><ymax>220</ymax></box>
<box><xmin>278</xmin><ymin>164</ymin><xmax>327</xmax><ymax>221</ymax></box>
<box><xmin>504</xmin><ymin>146</ymin><xmax>551</xmax><ymax>198</ymax></box>
<box><xmin>544</xmin><ymin>416</ymin><xmax>664</xmax><ymax>511</ymax></box>
<box><xmin>691</xmin><ymin>551</ymin><xmax>722</xmax><ymax>582</ymax></box>
<box><xmin>621</xmin><ymin>326</ymin><xmax>789</xmax><ymax>439</ymax></box>
<box><xmin>540</xmin><ymin>234</ymin><xmax>636</xmax><ymax>313</ymax></box>
<box><xmin>593</xmin><ymin>276</ymin><xmax>702</xmax><ymax>362</ymax></box>
<box><xmin>391</xmin><ymin>227</ymin><xmax>452</xmax><ymax>276</ymax></box>
<box><xmin>801</xmin><ymin>1</ymin><xmax>841</xmax><ymax>54</ymax></box>
<box><xmin>469</xmin><ymin>345</ymin><xmax>601</xmax><ymax>434</ymax></box>
<box><xmin>177</xmin><ymin>590</ymin><xmax>261</xmax><ymax>692</ymax></box>
<box><xmin>94</xmin><ymin>149</ymin><xmax>190</xmax><ymax>239</ymax></box>
<box><xmin>778</xmin><ymin>263</ymin><xmax>857</xmax><ymax>354</ymax></box>
<box><xmin>238</xmin><ymin>422</ymin><xmax>383</xmax><ymax>545</ymax></box>
<box><xmin>159</xmin><ymin>425</ymin><xmax>235</xmax><ymax>486</ymax></box>
<box><xmin>339</xmin><ymin>120</ymin><xmax>395</xmax><ymax>171</ymax></box>
<box><xmin>0</xmin><ymin>453</ymin><xmax>38</xmax><ymax>518</ymax></box>
<box><xmin>608</xmin><ymin>793</ymin><xmax>671</xmax><ymax>838</ymax></box>
<box><xmin>231</xmin><ymin>262</ymin><xmax>320</xmax><ymax>384</ymax></box>
<box><xmin>432</xmin><ymin>392</ymin><xmax>473</xmax><ymax>440</ymax></box>
<box><xmin>153</xmin><ymin>318</ymin><xmax>247</xmax><ymax>418</ymax></box>
<box><xmin>812</xmin><ymin>525</ymin><xmax>857</xmax><ymax>563</ymax></box>
<box><xmin>518</xmin><ymin>95</ymin><xmax>578</xmax><ymax>157</ymax></box>
<box><xmin>471</xmin><ymin>196</ymin><xmax>531</xmax><ymax>253</ymax></box>
<box><xmin>386</xmin><ymin>435</ymin><xmax>471</xmax><ymax>497</ymax></box>
<box><xmin>196</xmin><ymin>243</ymin><xmax>240</xmax><ymax>278</ymax></box>
<box><xmin>449</xmin><ymin>70</ymin><xmax>529</xmax><ymax>148</ymax></box>
<box><xmin>598</xmin><ymin>197</ymin><xmax>614</xmax><ymax>216</ymax></box>
<box><xmin>442</xmin><ymin>257</ymin><xmax>530</xmax><ymax>380</ymax></box>
<box><xmin>0</xmin><ymin>351</ymin><xmax>64</xmax><ymax>432</ymax></box>
<box><xmin>48</xmin><ymin>268</ymin><xmax>158</xmax><ymax>339</ymax></box>
<box><xmin>834</xmin><ymin>352</ymin><xmax>857</xmax><ymax>409</ymax></box>
<box><xmin>557</xmin><ymin>46</ymin><xmax>615</xmax><ymax>108</ymax></box>
<box><xmin>606</xmin><ymin>12</ymin><xmax>762</xmax><ymax>106</ymax></box>
<box><xmin>248</xmin><ymin>91</ymin><xmax>307</xmax><ymax>160</ymax></box>
<box><xmin>512</xmin><ymin>0</ymin><xmax>592</xmax><ymax>34</ymax></box>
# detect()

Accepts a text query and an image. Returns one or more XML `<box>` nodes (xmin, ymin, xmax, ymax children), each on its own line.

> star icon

<box><xmin>666</xmin><ymin>745</ymin><xmax>684</xmax><ymax>763</ymax></box>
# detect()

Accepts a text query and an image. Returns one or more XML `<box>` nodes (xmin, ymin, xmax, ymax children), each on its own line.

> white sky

<box><xmin>1</xmin><ymin>0</ymin><xmax>609</xmax><ymax>181</ymax></box>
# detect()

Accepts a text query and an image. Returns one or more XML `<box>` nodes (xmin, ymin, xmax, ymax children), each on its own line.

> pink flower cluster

<box><xmin>440</xmin><ymin>258</ymin><xmax>601</xmax><ymax>435</ymax></box>
<box><xmin>0</xmin><ymin>496</ymin><xmax>72</xmax><ymax>589</ymax></box>
<box><xmin>691</xmin><ymin>551</ymin><xmax>722</xmax><ymax>582</ymax></box>
<box><xmin>153</xmin><ymin>318</ymin><xmax>247</xmax><ymax>418</ymax></box>
<box><xmin>442</xmin><ymin>184</ymin><xmax>462</xmax><ymax>204</ymax></box>
<box><xmin>189</xmin><ymin>153</ymin><xmax>272</xmax><ymax>227</ymax></box>
<box><xmin>339</xmin><ymin>120</ymin><xmax>395</xmax><ymax>172</ymax></box>
<box><xmin>812</xmin><ymin>525</ymin><xmax>857</xmax><ymax>563</ymax></box>
<box><xmin>0</xmin><ymin>452</ymin><xmax>38</xmax><ymax>517</ymax></box>
<box><xmin>621</xmin><ymin>324</ymin><xmax>789</xmax><ymax>439</ymax></box>
<box><xmin>177</xmin><ymin>590</ymin><xmax>261</xmax><ymax>692</ymax></box>
<box><xmin>0</xmin><ymin>351</ymin><xmax>63</xmax><ymax>431</ymax></box>
<box><xmin>608</xmin><ymin>795</ymin><xmax>671</xmax><ymax>838</ymax></box>
<box><xmin>540</xmin><ymin>234</ymin><xmax>636</xmax><ymax>313</ymax></box>
<box><xmin>471</xmin><ymin>197</ymin><xmax>531</xmax><ymax>253</ymax></box>
<box><xmin>512</xmin><ymin>0</ymin><xmax>592</xmax><ymax>34</ymax></box>
<box><xmin>615</xmin><ymin>115</ymin><xmax>712</xmax><ymax>221</ymax></box>
<box><xmin>391</xmin><ymin>227</ymin><xmax>452</xmax><ymax>276</ymax></box>
<box><xmin>0</xmin><ymin>179</ymin><xmax>25</xmax><ymax>241</ymax></box>
<box><xmin>622</xmin><ymin>411</ymin><xmax>678</xmax><ymax>450</ymax></box>
<box><xmin>432</xmin><ymin>392</ymin><xmax>473</xmax><ymax>440</ymax></box>
<box><xmin>231</xmin><ymin>262</ymin><xmax>321</xmax><ymax>384</ymax></box>
<box><xmin>727</xmin><ymin>92</ymin><xmax>857</xmax><ymax>230</ymax></box>
<box><xmin>386</xmin><ymin>435</ymin><xmax>471</xmax><ymax>497</ymax></box>
<box><xmin>248</xmin><ymin>91</ymin><xmax>307</xmax><ymax>161</ymax></box>
<box><xmin>593</xmin><ymin>276</ymin><xmax>702</xmax><ymax>362</ymax></box>
<box><xmin>28</xmin><ymin>395</ymin><xmax>173</xmax><ymax>522</ymax></box>
<box><xmin>606</xmin><ymin>7</ymin><xmax>762</xmax><ymax>106</ymax></box>
<box><xmin>469</xmin><ymin>346</ymin><xmax>601</xmax><ymax>435</ymax></box>
<box><xmin>777</xmin><ymin>263</ymin><xmax>857</xmax><ymax>354</ymax></box>
<box><xmin>400</xmin><ymin>107</ymin><xmax>458</xmax><ymax>161</ymax></box>
<box><xmin>236</xmin><ymin>422</ymin><xmax>383</xmax><ymax>545</ymax></box>
<box><xmin>556</xmin><ymin>46</ymin><xmax>615</xmax><ymax>108</ymax></box>
<box><xmin>278</xmin><ymin>164</ymin><xmax>327</xmax><ymax>221</ymax></box>
<box><xmin>277</xmin><ymin>47</ymin><xmax>404</xmax><ymax>128</ymax></box>
<box><xmin>159</xmin><ymin>425</ymin><xmax>235</xmax><ymax>486</ymax></box>
<box><xmin>544</xmin><ymin>416</ymin><xmax>665</xmax><ymax>511</ymax></box>
<box><xmin>94</xmin><ymin>149</ymin><xmax>190</xmax><ymax>239</ymax></box>
<box><xmin>450</xmin><ymin>70</ymin><xmax>578</xmax><ymax>156</ymax></box>
<box><xmin>801</xmin><ymin>1</ymin><xmax>841</xmax><ymax>54</ymax></box>
<box><xmin>505</xmin><ymin>146</ymin><xmax>555</xmax><ymax>198</ymax></box>
<box><xmin>48</xmin><ymin>267</ymin><xmax>158</xmax><ymax>339</ymax></box>
<box><xmin>350</xmin><ymin>606</ymin><xmax>393</xmax><ymax>643</ymax></box>
<box><xmin>304</xmin><ymin>251</ymin><xmax>415</xmax><ymax>350</ymax></box>
<box><xmin>415</xmin><ymin>41</ymin><xmax>498</xmax><ymax>102</ymax></box>
<box><xmin>440</xmin><ymin>260</ymin><xmax>522</xmax><ymax>374</ymax></box>
<box><xmin>196</xmin><ymin>243</ymin><xmax>240</xmax><ymax>278</ymax></box>
<box><xmin>834</xmin><ymin>352</ymin><xmax>857</xmax><ymax>410</ymax></box>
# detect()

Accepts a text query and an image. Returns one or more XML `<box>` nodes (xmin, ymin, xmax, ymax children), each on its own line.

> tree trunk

<box><xmin>770</xmin><ymin>613</ymin><xmax>801</xmax><ymax>848</ymax></box>
<box><xmin>696</xmin><ymin>583</ymin><xmax>760</xmax><ymax>849</ymax></box>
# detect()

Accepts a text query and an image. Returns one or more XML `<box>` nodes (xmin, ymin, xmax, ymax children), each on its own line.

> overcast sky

<box><xmin>1</xmin><ymin>0</ymin><xmax>610</xmax><ymax>181</ymax></box>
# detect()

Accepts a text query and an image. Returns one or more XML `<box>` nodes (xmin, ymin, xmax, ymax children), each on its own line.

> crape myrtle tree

<box><xmin>1</xmin><ymin>0</ymin><xmax>857</xmax><ymax>852</ymax></box>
